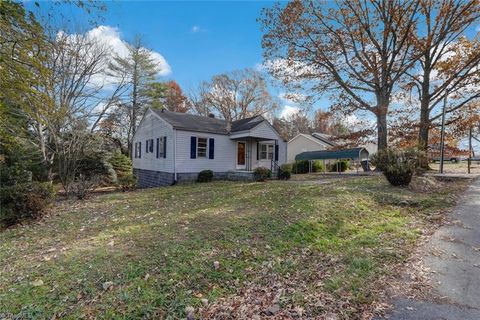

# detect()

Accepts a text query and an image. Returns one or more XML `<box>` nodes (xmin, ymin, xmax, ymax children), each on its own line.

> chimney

<box><xmin>208</xmin><ymin>113</ymin><xmax>215</xmax><ymax>118</ymax></box>
<box><xmin>226</xmin><ymin>120</ymin><xmax>231</xmax><ymax>132</ymax></box>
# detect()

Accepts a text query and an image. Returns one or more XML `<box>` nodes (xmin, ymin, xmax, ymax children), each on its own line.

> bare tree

<box><xmin>272</xmin><ymin>110</ymin><xmax>311</xmax><ymax>140</ymax></box>
<box><xmin>21</xmin><ymin>30</ymin><xmax>124</xmax><ymax>188</ymax></box>
<box><xmin>260</xmin><ymin>0</ymin><xmax>421</xmax><ymax>150</ymax></box>
<box><xmin>190</xmin><ymin>68</ymin><xmax>279</xmax><ymax>122</ymax></box>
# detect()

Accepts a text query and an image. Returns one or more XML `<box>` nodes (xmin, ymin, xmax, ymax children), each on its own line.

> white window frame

<box><xmin>197</xmin><ymin>137</ymin><xmax>208</xmax><ymax>158</ymax></box>
<box><xmin>259</xmin><ymin>143</ymin><xmax>274</xmax><ymax>160</ymax></box>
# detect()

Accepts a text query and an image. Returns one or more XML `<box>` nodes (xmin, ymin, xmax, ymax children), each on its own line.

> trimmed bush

<box><xmin>329</xmin><ymin>160</ymin><xmax>349</xmax><ymax>172</ymax></box>
<box><xmin>118</xmin><ymin>174</ymin><xmax>137</xmax><ymax>191</ymax></box>
<box><xmin>278</xmin><ymin>163</ymin><xmax>292</xmax><ymax>180</ymax></box>
<box><xmin>292</xmin><ymin>160</ymin><xmax>324</xmax><ymax>174</ymax></box>
<box><xmin>253</xmin><ymin>167</ymin><xmax>271</xmax><ymax>182</ymax></box>
<box><xmin>197</xmin><ymin>170</ymin><xmax>214</xmax><ymax>183</ymax></box>
<box><xmin>371</xmin><ymin>149</ymin><xmax>422</xmax><ymax>187</ymax></box>
<box><xmin>292</xmin><ymin>160</ymin><xmax>309</xmax><ymax>174</ymax></box>
<box><xmin>109</xmin><ymin>152</ymin><xmax>133</xmax><ymax>179</ymax></box>
<box><xmin>0</xmin><ymin>182</ymin><xmax>54</xmax><ymax>227</ymax></box>
<box><xmin>312</xmin><ymin>160</ymin><xmax>324</xmax><ymax>172</ymax></box>
<box><xmin>383</xmin><ymin>163</ymin><xmax>414</xmax><ymax>186</ymax></box>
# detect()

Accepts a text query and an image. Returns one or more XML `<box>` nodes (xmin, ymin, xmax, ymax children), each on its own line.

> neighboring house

<box><xmin>287</xmin><ymin>133</ymin><xmax>377</xmax><ymax>162</ymax></box>
<box><xmin>132</xmin><ymin>108</ymin><xmax>287</xmax><ymax>188</ymax></box>
<box><xmin>287</xmin><ymin>133</ymin><xmax>336</xmax><ymax>162</ymax></box>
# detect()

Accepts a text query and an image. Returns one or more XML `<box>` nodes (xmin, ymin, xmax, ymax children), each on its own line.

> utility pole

<box><xmin>468</xmin><ymin>127</ymin><xmax>472</xmax><ymax>174</ymax></box>
<box><xmin>439</xmin><ymin>91</ymin><xmax>448</xmax><ymax>174</ymax></box>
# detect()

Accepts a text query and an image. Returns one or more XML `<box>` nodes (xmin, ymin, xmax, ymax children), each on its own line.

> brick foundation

<box><xmin>134</xmin><ymin>169</ymin><xmax>255</xmax><ymax>188</ymax></box>
<box><xmin>133</xmin><ymin>168</ymin><xmax>174</xmax><ymax>188</ymax></box>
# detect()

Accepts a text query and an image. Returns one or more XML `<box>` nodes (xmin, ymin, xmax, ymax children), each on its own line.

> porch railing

<box><xmin>271</xmin><ymin>159</ymin><xmax>280</xmax><ymax>178</ymax></box>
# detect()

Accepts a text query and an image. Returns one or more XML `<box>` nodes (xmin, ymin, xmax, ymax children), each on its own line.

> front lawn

<box><xmin>0</xmin><ymin>177</ymin><xmax>466</xmax><ymax>319</ymax></box>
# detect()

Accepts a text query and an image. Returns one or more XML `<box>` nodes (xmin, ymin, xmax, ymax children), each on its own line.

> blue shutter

<box><xmin>156</xmin><ymin>138</ymin><xmax>159</xmax><ymax>158</ymax></box>
<box><xmin>139</xmin><ymin>142</ymin><xmax>141</xmax><ymax>158</ymax></box>
<box><xmin>150</xmin><ymin>139</ymin><xmax>154</xmax><ymax>153</ymax></box>
<box><xmin>190</xmin><ymin>136</ymin><xmax>197</xmax><ymax>159</ymax></box>
<box><xmin>163</xmin><ymin>136</ymin><xmax>167</xmax><ymax>158</ymax></box>
<box><xmin>256</xmin><ymin>142</ymin><xmax>259</xmax><ymax>160</ymax></box>
<box><xmin>209</xmin><ymin>138</ymin><xmax>214</xmax><ymax>159</ymax></box>
<box><xmin>275</xmin><ymin>144</ymin><xmax>279</xmax><ymax>161</ymax></box>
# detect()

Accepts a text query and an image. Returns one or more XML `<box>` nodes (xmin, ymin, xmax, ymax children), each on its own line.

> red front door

<box><xmin>237</xmin><ymin>142</ymin><xmax>246</xmax><ymax>168</ymax></box>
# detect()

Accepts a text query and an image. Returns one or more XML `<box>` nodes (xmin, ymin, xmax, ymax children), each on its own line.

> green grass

<box><xmin>0</xmin><ymin>177</ymin><xmax>466</xmax><ymax>319</ymax></box>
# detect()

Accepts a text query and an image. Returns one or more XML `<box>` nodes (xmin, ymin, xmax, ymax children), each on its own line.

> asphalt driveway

<box><xmin>384</xmin><ymin>178</ymin><xmax>480</xmax><ymax>319</ymax></box>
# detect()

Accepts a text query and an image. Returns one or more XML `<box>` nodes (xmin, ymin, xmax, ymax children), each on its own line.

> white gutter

<box><xmin>173</xmin><ymin>128</ymin><xmax>177</xmax><ymax>182</ymax></box>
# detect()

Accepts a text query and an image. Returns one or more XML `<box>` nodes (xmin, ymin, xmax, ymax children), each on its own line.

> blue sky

<box><xmin>27</xmin><ymin>1</ymin><xmax>479</xmax><ymax>124</ymax></box>
<box><xmin>101</xmin><ymin>1</ymin><xmax>270</xmax><ymax>89</ymax></box>
<box><xmin>28</xmin><ymin>0</ymin><xmax>302</xmax><ymax>116</ymax></box>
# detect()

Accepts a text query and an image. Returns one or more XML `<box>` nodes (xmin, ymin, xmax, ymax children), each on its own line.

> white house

<box><xmin>287</xmin><ymin>132</ymin><xmax>377</xmax><ymax>162</ymax></box>
<box><xmin>132</xmin><ymin>108</ymin><xmax>287</xmax><ymax>187</ymax></box>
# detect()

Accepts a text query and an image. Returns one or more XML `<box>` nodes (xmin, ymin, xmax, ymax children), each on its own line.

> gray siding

<box><xmin>175</xmin><ymin>130</ymin><xmax>236</xmax><ymax>173</ymax></box>
<box><xmin>133</xmin><ymin>111</ymin><xmax>287</xmax><ymax>187</ymax></box>
<box><xmin>132</xmin><ymin>109</ymin><xmax>174</xmax><ymax>173</ymax></box>
<box><xmin>287</xmin><ymin>135</ymin><xmax>328</xmax><ymax>162</ymax></box>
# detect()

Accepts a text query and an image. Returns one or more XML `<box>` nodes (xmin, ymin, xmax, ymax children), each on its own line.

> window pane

<box><xmin>268</xmin><ymin>145</ymin><xmax>274</xmax><ymax>160</ymax></box>
<box><xmin>198</xmin><ymin>138</ymin><xmax>207</xmax><ymax>157</ymax></box>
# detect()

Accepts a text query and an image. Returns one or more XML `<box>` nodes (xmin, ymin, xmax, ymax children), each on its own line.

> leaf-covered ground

<box><xmin>0</xmin><ymin>176</ymin><xmax>467</xmax><ymax>319</ymax></box>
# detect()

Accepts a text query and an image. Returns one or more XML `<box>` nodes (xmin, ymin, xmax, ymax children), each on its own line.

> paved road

<box><xmin>384</xmin><ymin>178</ymin><xmax>480</xmax><ymax>320</ymax></box>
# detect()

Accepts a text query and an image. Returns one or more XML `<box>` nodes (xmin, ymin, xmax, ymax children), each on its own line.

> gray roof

<box><xmin>151</xmin><ymin>108</ymin><xmax>263</xmax><ymax>135</ymax></box>
<box><xmin>311</xmin><ymin>132</ymin><xmax>337</xmax><ymax>146</ymax></box>
<box><xmin>295</xmin><ymin>147</ymin><xmax>368</xmax><ymax>161</ymax></box>
<box><xmin>231</xmin><ymin>116</ymin><xmax>264</xmax><ymax>132</ymax></box>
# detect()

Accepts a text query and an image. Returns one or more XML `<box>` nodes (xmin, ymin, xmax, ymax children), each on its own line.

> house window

<box><xmin>134</xmin><ymin>142</ymin><xmax>141</xmax><ymax>158</ymax></box>
<box><xmin>260</xmin><ymin>143</ymin><xmax>274</xmax><ymax>160</ymax></box>
<box><xmin>157</xmin><ymin>137</ymin><xmax>165</xmax><ymax>158</ymax></box>
<box><xmin>197</xmin><ymin>137</ymin><xmax>208</xmax><ymax>158</ymax></box>
<box><xmin>146</xmin><ymin>139</ymin><xmax>153</xmax><ymax>153</ymax></box>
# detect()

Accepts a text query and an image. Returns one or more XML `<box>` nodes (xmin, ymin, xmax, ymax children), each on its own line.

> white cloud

<box><xmin>280</xmin><ymin>105</ymin><xmax>300</xmax><ymax>119</ymax></box>
<box><xmin>476</xmin><ymin>25</ymin><xmax>480</xmax><ymax>32</ymax></box>
<box><xmin>344</xmin><ymin>114</ymin><xmax>359</xmax><ymax>126</ymax></box>
<box><xmin>77</xmin><ymin>25</ymin><xmax>171</xmax><ymax>87</ymax></box>
<box><xmin>262</xmin><ymin>58</ymin><xmax>316</xmax><ymax>82</ymax></box>
<box><xmin>278</xmin><ymin>92</ymin><xmax>306</xmax><ymax>105</ymax></box>
<box><xmin>192</xmin><ymin>25</ymin><xmax>201</xmax><ymax>33</ymax></box>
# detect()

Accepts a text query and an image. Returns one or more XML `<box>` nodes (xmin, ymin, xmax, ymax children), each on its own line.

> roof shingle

<box><xmin>151</xmin><ymin>108</ymin><xmax>264</xmax><ymax>135</ymax></box>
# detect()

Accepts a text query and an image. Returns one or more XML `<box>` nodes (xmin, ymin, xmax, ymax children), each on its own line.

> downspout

<box><xmin>173</xmin><ymin>128</ymin><xmax>177</xmax><ymax>184</ymax></box>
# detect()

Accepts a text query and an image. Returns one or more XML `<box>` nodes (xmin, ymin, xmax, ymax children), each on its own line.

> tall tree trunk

<box><xmin>130</xmin><ymin>60</ymin><xmax>138</xmax><ymax>159</ymax></box>
<box><xmin>377</xmin><ymin>111</ymin><xmax>388</xmax><ymax>151</ymax></box>
<box><xmin>418</xmin><ymin>106</ymin><xmax>430</xmax><ymax>152</ymax></box>
<box><xmin>376</xmin><ymin>93</ymin><xmax>389</xmax><ymax>151</ymax></box>
<box><xmin>418</xmin><ymin>64</ymin><xmax>431</xmax><ymax>152</ymax></box>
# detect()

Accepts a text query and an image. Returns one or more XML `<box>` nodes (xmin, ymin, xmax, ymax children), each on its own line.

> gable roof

<box><xmin>288</xmin><ymin>133</ymin><xmax>336</xmax><ymax>147</ymax></box>
<box><xmin>231</xmin><ymin>116</ymin><xmax>264</xmax><ymax>132</ymax></box>
<box><xmin>311</xmin><ymin>132</ymin><xmax>337</xmax><ymax>146</ymax></box>
<box><xmin>150</xmin><ymin>108</ymin><xmax>266</xmax><ymax>135</ymax></box>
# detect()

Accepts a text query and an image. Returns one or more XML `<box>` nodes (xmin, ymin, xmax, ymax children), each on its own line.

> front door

<box><xmin>237</xmin><ymin>141</ymin><xmax>246</xmax><ymax>170</ymax></box>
